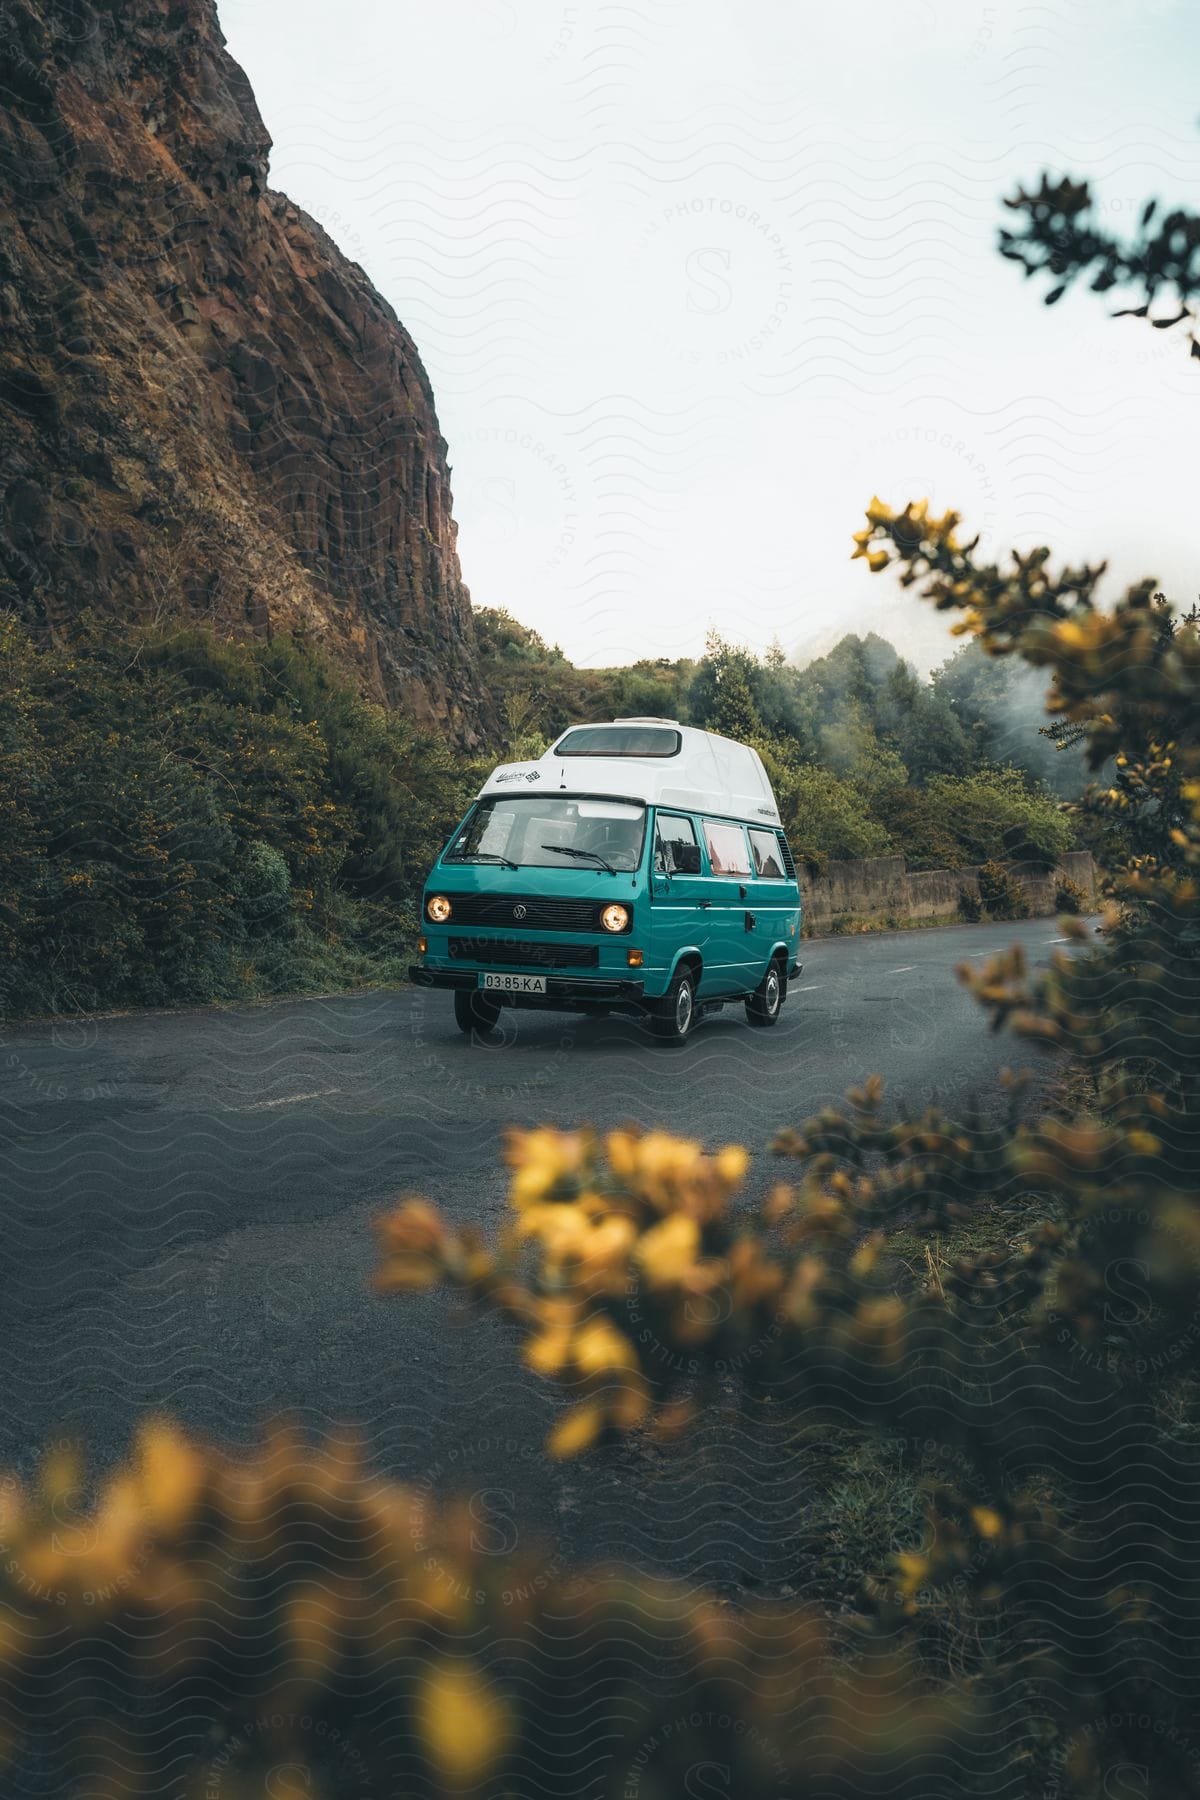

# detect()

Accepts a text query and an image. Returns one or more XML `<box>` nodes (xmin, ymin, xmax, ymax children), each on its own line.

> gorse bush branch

<box><xmin>999</xmin><ymin>173</ymin><xmax>1200</xmax><ymax>357</ymax></box>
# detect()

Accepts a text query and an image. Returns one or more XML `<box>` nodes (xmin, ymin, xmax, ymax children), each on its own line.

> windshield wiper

<box><xmin>541</xmin><ymin>844</ymin><xmax>616</xmax><ymax>874</ymax></box>
<box><xmin>458</xmin><ymin>852</ymin><xmax>520</xmax><ymax>870</ymax></box>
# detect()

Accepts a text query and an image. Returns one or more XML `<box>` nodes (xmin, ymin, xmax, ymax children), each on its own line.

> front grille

<box><xmin>443</xmin><ymin>893</ymin><xmax>615</xmax><ymax>932</ymax></box>
<box><xmin>448</xmin><ymin>936</ymin><xmax>599</xmax><ymax>969</ymax></box>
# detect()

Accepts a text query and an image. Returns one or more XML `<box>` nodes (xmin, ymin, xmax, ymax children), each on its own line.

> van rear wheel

<box><xmin>746</xmin><ymin>958</ymin><xmax>784</xmax><ymax>1027</ymax></box>
<box><xmin>454</xmin><ymin>989</ymin><xmax>501</xmax><ymax>1036</ymax></box>
<box><xmin>651</xmin><ymin>967</ymin><xmax>696</xmax><ymax>1043</ymax></box>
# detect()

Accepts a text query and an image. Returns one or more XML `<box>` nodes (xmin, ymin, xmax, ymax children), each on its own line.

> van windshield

<box><xmin>445</xmin><ymin>796</ymin><xmax>647</xmax><ymax>873</ymax></box>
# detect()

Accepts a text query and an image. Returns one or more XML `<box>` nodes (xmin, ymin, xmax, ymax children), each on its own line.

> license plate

<box><xmin>481</xmin><ymin>971</ymin><xmax>547</xmax><ymax>994</ymax></box>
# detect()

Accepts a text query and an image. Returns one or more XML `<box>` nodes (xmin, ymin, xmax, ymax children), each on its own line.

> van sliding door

<box><xmin>697</xmin><ymin>818</ymin><xmax>759</xmax><ymax>996</ymax></box>
<box><xmin>649</xmin><ymin>812</ymin><xmax>711</xmax><ymax>991</ymax></box>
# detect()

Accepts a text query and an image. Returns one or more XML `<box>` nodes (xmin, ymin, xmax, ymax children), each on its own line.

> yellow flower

<box><xmin>417</xmin><ymin>1659</ymin><xmax>510</xmax><ymax>1782</ymax></box>
<box><xmin>712</xmin><ymin>1145</ymin><xmax>749</xmax><ymax>1191</ymax></box>
<box><xmin>375</xmin><ymin>1254</ymin><xmax>442</xmax><ymax>1293</ymax></box>
<box><xmin>578</xmin><ymin>1215</ymin><xmax>638</xmax><ymax>1279</ymax></box>
<box><xmin>971</xmin><ymin>1507</ymin><xmax>1004</xmax><ymax>1540</ymax></box>
<box><xmin>605</xmin><ymin>1129</ymin><xmax>641</xmax><ymax>1183</ymax></box>
<box><xmin>531</xmin><ymin>1203</ymin><xmax>592</xmax><ymax>1265</ymax></box>
<box><xmin>611</xmin><ymin>1377</ymin><xmax>651</xmax><ymax>1431</ymax></box>
<box><xmin>548</xmin><ymin>1401</ymin><xmax>605</xmax><ymax>1459</ymax></box>
<box><xmin>506</xmin><ymin>1127</ymin><xmax>588</xmax><ymax>1208</ymax></box>
<box><xmin>373</xmin><ymin>1200</ymin><xmax>448</xmax><ymax>1291</ymax></box>
<box><xmin>632</xmin><ymin>1130</ymin><xmax>704</xmax><ymax>1204</ymax></box>
<box><xmin>572</xmin><ymin>1318</ymin><xmax>636</xmax><ymax>1377</ymax></box>
<box><xmin>636</xmin><ymin>1214</ymin><xmax>700</xmax><ymax>1287</ymax></box>
<box><xmin>134</xmin><ymin>1418</ymin><xmax>204</xmax><ymax>1535</ymax></box>
<box><xmin>524</xmin><ymin>1300</ymin><xmax>577</xmax><ymax>1376</ymax></box>
<box><xmin>849</xmin><ymin>1232</ymin><xmax>883</xmax><ymax>1277</ymax></box>
<box><xmin>894</xmin><ymin>1551</ymin><xmax>929</xmax><ymax>1596</ymax></box>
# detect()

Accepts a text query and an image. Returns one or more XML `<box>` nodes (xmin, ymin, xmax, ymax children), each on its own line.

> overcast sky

<box><xmin>219</xmin><ymin>0</ymin><xmax>1200</xmax><ymax>673</ymax></box>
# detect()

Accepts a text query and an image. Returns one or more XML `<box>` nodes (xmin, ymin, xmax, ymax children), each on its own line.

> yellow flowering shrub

<box><xmin>0</xmin><ymin>1420</ymin><xmax>975</xmax><ymax>1798</ymax></box>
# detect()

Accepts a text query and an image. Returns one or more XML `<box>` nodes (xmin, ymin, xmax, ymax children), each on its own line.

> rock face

<box><xmin>0</xmin><ymin>0</ymin><xmax>494</xmax><ymax>742</ymax></box>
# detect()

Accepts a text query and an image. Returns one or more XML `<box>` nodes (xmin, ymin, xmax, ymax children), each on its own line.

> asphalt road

<box><xmin>0</xmin><ymin>916</ymin><xmax>1083</xmax><ymax>1593</ymax></box>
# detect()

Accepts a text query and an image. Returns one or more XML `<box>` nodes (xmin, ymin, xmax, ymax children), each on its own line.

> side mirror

<box><xmin>673</xmin><ymin>844</ymin><xmax>702</xmax><ymax>874</ymax></box>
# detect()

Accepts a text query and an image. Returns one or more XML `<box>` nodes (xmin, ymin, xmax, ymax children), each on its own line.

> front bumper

<box><xmin>409</xmin><ymin>966</ymin><xmax>645</xmax><ymax>1008</ymax></box>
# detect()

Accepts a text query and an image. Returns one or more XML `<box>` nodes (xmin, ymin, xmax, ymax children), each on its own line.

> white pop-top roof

<box><xmin>477</xmin><ymin>719</ymin><xmax>782</xmax><ymax>827</ymax></box>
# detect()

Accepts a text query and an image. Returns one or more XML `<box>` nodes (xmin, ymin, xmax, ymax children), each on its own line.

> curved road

<box><xmin>0</xmin><ymin>916</ymin><xmax>1083</xmax><ymax>1593</ymax></box>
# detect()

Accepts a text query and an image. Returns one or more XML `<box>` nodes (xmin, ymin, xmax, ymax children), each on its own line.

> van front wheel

<box><xmin>745</xmin><ymin>959</ymin><xmax>784</xmax><ymax>1027</ymax></box>
<box><xmin>651</xmin><ymin>968</ymin><xmax>696</xmax><ymax>1043</ymax></box>
<box><xmin>454</xmin><ymin>989</ymin><xmax>501</xmax><ymax>1036</ymax></box>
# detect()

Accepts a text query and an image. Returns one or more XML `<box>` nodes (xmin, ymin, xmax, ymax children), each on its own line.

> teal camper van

<box><xmin>410</xmin><ymin>719</ymin><xmax>803</xmax><ymax>1043</ymax></box>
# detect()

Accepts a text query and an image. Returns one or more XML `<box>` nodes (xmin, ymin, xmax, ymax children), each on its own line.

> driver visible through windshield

<box><xmin>445</xmin><ymin>796</ymin><xmax>646</xmax><ymax>873</ymax></box>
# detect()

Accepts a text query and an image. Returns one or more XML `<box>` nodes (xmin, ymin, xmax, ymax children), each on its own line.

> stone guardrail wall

<box><xmin>802</xmin><ymin>850</ymin><xmax>1098</xmax><ymax>935</ymax></box>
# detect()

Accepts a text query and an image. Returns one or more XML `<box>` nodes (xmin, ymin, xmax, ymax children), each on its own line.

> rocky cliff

<box><xmin>0</xmin><ymin>0</ymin><xmax>493</xmax><ymax>741</ymax></box>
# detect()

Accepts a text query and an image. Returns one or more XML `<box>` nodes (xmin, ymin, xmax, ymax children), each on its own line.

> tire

<box><xmin>651</xmin><ymin>966</ymin><xmax>697</xmax><ymax>1043</ymax></box>
<box><xmin>745</xmin><ymin>957</ymin><xmax>784</xmax><ymax>1028</ymax></box>
<box><xmin>454</xmin><ymin>989</ymin><xmax>501</xmax><ymax>1036</ymax></box>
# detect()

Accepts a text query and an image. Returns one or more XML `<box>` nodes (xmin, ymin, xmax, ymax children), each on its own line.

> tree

<box><xmin>932</xmin><ymin>638</ymin><xmax>1087</xmax><ymax>794</ymax></box>
<box><xmin>756</xmin><ymin>744</ymin><xmax>894</xmax><ymax>868</ymax></box>
<box><xmin>686</xmin><ymin>631</ymin><xmax>764</xmax><ymax>740</ymax></box>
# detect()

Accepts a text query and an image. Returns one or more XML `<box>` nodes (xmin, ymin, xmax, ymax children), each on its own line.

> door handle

<box><xmin>697</xmin><ymin>899</ymin><xmax>712</xmax><ymax>909</ymax></box>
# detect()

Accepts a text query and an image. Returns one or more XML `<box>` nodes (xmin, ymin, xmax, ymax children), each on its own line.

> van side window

<box><xmin>654</xmin><ymin>814</ymin><xmax>699</xmax><ymax>874</ymax></box>
<box><xmin>748</xmin><ymin>828</ymin><xmax>786</xmax><ymax>879</ymax></box>
<box><xmin>701</xmin><ymin>819</ymin><xmax>751</xmax><ymax>877</ymax></box>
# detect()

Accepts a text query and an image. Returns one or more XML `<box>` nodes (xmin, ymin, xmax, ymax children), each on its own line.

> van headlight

<box><xmin>426</xmin><ymin>894</ymin><xmax>452</xmax><ymax>923</ymax></box>
<box><xmin>600</xmin><ymin>903</ymin><xmax>630</xmax><ymax>933</ymax></box>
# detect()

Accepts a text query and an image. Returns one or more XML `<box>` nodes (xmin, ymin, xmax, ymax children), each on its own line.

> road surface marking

<box><xmin>794</xmin><ymin>984</ymin><xmax>823</xmax><ymax>992</ymax></box>
<box><xmin>233</xmin><ymin>1087</ymin><xmax>341</xmax><ymax>1112</ymax></box>
<box><xmin>887</xmin><ymin>965</ymin><xmax>916</xmax><ymax>973</ymax></box>
<box><xmin>1046</xmin><ymin>937</ymin><xmax>1071</xmax><ymax>944</ymax></box>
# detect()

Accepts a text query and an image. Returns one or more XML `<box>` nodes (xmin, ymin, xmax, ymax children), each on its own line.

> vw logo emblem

<box><xmin>513</xmin><ymin>904</ymin><xmax>527</xmax><ymax>920</ymax></box>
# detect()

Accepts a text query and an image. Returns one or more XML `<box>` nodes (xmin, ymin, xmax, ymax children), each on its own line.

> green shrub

<box><xmin>1054</xmin><ymin>875</ymin><xmax>1088</xmax><ymax>913</ymax></box>
<box><xmin>0</xmin><ymin>619</ymin><xmax>478</xmax><ymax>1017</ymax></box>
<box><xmin>976</xmin><ymin>857</ymin><xmax>1030</xmax><ymax>919</ymax></box>
<box><xmin>235</xmin><ymin>838</ymin><xmax>292</xmax><ymax>934</ymax></box>
<box><xmin>957</xmin><ymin>884</ymin><xmax>983</xmax><ymax>921</ymax></box>
<box><xmin>754</xmin><ymin>745</ymin><xmax>893</xmax><ymax>868</ymax></box>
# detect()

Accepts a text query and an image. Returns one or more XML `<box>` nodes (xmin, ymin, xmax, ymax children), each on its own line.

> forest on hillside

<box><xmin>476</xmin><ymin>609</ymin><xmax>1088</xmax><ymax>871</ymax></box>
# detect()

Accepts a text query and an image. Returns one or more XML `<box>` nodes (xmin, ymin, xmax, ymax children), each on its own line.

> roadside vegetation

<box><xmin>1</xmin><ymin>601</ymin><xmax>1080</xmax><ymax>1020</ymax></box>
<box><xmin>0</xmin><ymin>617</ymin><xmax>478</xmax><ymax>1018</ymax></box>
